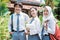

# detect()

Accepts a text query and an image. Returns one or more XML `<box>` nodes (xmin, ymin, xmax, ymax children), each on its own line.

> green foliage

<box><xmin>53</xmin><ymin>0</ymin><xmax>59</xmax><ymax>6</ymax></box>
<box><xmin>0</xmin><ymin>0</ymin><xmax>9</xmax><ymax>3</ymax></box>
<box><xmin>57</xmin><ymin>21</ymin><xmax>60</xmax><ymax>27</ymax></box>
<box><xmin>0</xmin><ymin>0</ymin><xmax>9</xmax><ymax>16</ymax></box>
<box><xmin>54</xmin><ymin>2</ymin><xmax>60</xmax><ymax>20</ymax></box>
<box><xmin>39</xmin><ymin>15</ymin><xmax>43</xmax><ymax>24</ymax></box>
<box><xmin>0</xmin><ymin>15</ymin><xmax>10</xmax><ymax>40</ymax></box>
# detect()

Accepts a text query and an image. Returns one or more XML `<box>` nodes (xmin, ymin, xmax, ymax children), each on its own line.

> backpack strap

<box><xmin>11</xmin><ymin>14</ymin><xmax>13</xmax><ymax>32</ymax></box>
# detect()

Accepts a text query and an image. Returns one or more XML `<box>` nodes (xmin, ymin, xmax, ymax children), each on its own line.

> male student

<box><xmin>8</xmin><ymin>3</ymin><xmax>29</xmax><ymax>40</ymax></box>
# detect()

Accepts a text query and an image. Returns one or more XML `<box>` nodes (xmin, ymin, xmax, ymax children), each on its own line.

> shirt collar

<box><xmin>14</xmin><ymin>12</ymin><xmax>22</xmax><ymax>16</ymax></box>
<box><xmin>31</xmin><ymin>16</ymin><xmax>38</xmax><ymax>20</ymax></box>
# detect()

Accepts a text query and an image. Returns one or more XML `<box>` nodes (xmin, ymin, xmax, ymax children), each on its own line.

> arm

<box><xmin>24</xmin><ymin>14</ymin><xmax>30</xmax><ymax>35</ymax></box>
<box><xmin>47</xmin><ymin>19</ymin><xmax>56</xmax><ymax>34</ymax></box>
<box><xmin>8</xmin><ymin>16</ymin><xmax>13</xmax><ymax>34</ymax></box>
<box><xmin>8</xmin><ymin>16</ymin><xmax>11</xmax><ymax>32</ymax></box>
<box><xmin>24</xmin><ymin>14</ymin><xmax>29</xmax><ymax>23</ymax></box>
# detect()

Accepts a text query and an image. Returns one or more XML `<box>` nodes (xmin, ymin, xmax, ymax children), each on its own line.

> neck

<box><xmin>33</xmin><ymin>16</ymin><xmax>37</xmax><ymax>18</ymax></box>
<box><xmin>14</xmin><ymin>11</ymin><xmax>21</xmax><ymax>14</ymax></box>
<box><xmin>14</xmin><ymin>12</ymin><xmax>20</xmax><ymax>14</ymax></box>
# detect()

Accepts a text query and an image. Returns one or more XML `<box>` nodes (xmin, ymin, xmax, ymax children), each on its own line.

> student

<box><xmin>8</xmin><ymin>3</ymin><xmax>29</xmax><ymax>40</ymax></box>
<box><xmin>26</xmin><ymin>7</ymin><xmax>41</xmax><ymax>40</ymax></box>
<box><xmin>42</xmin><ymin>6</ymin><xmax>56</xmax><ymax>40</ymax></box>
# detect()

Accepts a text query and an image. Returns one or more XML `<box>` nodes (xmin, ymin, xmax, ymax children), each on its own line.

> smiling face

<box><xmin>30</xmin><ymin>8</ymin><xmax>37</xmax><ymax>17</ymax></box>
<box><xmin>14</xmin><ymin>5</ymin><xmax>22</xmax><ymax>14</ymax></box>
<box><xmin>43</xmin><ymin>8</ymin><xmax>49</xmax><ymax>16</ymax></box>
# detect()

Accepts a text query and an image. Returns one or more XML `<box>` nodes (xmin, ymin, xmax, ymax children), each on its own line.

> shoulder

<box><xmin>21</xmin><ymin>12</ymin><xmax>29</xmax><ymax>17</ymax></box>
<box><xmin>21</xmin><ymin>12</ymin><xmax>29</xmax><ymax>19</ymax></box>
<box><xmin>49</xmin><ymin>18</ymin><xmax>56</xmax><ymax>24</ymax></box>
<box><xmin>9</xmin><ymin>14</ymin><xmax>14</xmax><ymax>18</ymax></box>
<box><xmin>49</xmin><ymin>18</ymin><xmax>55</xmax><ymax>22</ymax></box>
<box><xmin>10</xmin><ymin>13</ymin><xmax>15</xmax><ymax>16</ymax></box>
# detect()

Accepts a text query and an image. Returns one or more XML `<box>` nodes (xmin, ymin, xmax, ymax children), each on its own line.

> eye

<box><xmin>31</xmin><ymin>10</ymin><xmax>34</xmax><ymax>12</ymax></box>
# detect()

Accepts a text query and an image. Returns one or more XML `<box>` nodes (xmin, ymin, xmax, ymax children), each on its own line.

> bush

<box><xmin>54</xmin><ymin>2</ymin><xmax>60</xmax><ymax>20</ymax></box>
<box><xmin>0</xmin><ymin>0</ymin><xmax>9</xmax><ymax>16</ymax></box>
<box><xmin>57</xmin><ymin>21</ymin><xmax>60</xmax><ymax>27</ymax></box>
<box><xmin>0</xmin><ymin>15</ymin><xmax>10</xmax><ymax>40</ymax></box>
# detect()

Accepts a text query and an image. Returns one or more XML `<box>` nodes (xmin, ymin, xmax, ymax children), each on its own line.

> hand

<box><xmin>43</xmin><ymin>23</ymin><xmax>46</xmax><ymax>27</ymax></box>
<box><xmin>9</xmin><ymin>32</ymin><xmax>14</xmax><ymax>34</ymax></box>
<box><xmin>43</xmin><ymin>23</ymin><xmax>47</xmax><ymax>30</ymax></box>
<box><xmin>25</xmin><ymin>27</ymin><xmax>30</xmax><ymax>35</ymax></box>
<box><xmin>25</xmin><ymin>32</ymin><xmax>30</xmax><ymax>35</ymax></box>
<box><xmin>26</xmin><ymin>27</ymin><xmax>30</xmax><ymax>32</ymax></box>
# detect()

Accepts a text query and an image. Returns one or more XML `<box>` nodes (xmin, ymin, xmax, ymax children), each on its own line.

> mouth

<box><xmin>16</xmin><ymin>9</ymin><xmax>20</xmax><ymax>10</ymax></box>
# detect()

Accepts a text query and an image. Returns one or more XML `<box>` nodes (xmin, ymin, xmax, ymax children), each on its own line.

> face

<box><xmin>30</xmin><ymin>8</ymin><xmax>37</xmax><ymax>17</ymax></box>
<box><xmin>43</xmin><ymin>8</ymin><xmax>49</xmax><ymax>16</ymax></box>
<box><xmin>14</xmin><ymin>5</ymin><xmax>21</xmax><ymax>14</ymax></box>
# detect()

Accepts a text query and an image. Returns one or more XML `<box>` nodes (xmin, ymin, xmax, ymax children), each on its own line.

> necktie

<box><xmin>30</xmin><ymin>18</ymin><xmax>34</xmax><ymax>24</ymax></box>
<box><xmin>17</xmin><ymin>14</ymin><xmax>20</xmax><ymax>32</ymax></box>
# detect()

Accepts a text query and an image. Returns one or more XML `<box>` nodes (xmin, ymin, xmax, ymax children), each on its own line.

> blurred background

<box><xmin>0</xmin><ymin>0</ymin><xmax>60</xmax><ymax>40</ymax></box>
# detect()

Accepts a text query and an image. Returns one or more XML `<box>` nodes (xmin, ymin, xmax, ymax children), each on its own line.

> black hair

<box><xmin>30</xmin><ymin>7</ymin><xmax>38</xmax><ymax>17</ymax></box>
<box><xmin>30</xmin><ymin>7</ymin><xmax>37</xmax><ymax>11</ymax></box>
<box><xmin>14</xmin><ymin>3</ymin><xmax>23</xmax><ymax>8</ymax></box>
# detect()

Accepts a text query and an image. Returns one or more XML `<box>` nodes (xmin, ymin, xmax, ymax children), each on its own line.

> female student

<box><xmin>25</xmin><ymin>7</ymin><xmax>41</xmax><ymax>40</ymax></box>
<box><xmin>42</xmin><ymin>6</ymin><xmax>56</xmax><ymax>40</ymax></box>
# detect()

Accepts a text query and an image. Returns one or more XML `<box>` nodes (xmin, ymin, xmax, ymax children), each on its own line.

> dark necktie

<box><xmin>30</xmin><ymin>18</ymin><xmax>34</xmax><ymax>24</ymax></box>
<box><xmin>17</xmin><ymin>14</ymin><xmax>20</xmax><ymax>32</ymax></box>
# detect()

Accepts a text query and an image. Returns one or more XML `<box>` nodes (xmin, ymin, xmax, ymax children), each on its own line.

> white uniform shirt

<box><xmin>43</xmin><ymin>18</ymin><xmax>56</xmax><ymax>35</ymax></box>
<box><xmin>8</xmin><ymin>12</ymin><xmax>29</xmax><ymax>32</ymax></box>
<box><xmin>26</xmin><ymin>16</ymin><xmax>41</xmax><ymax>35</ymax></box>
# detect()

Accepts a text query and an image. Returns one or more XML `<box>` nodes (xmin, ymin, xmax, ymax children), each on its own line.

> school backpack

<box><xmin>50</xmin><ymin>24</ymin><xmax>60</xmax><ymax>40</ymax></box>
